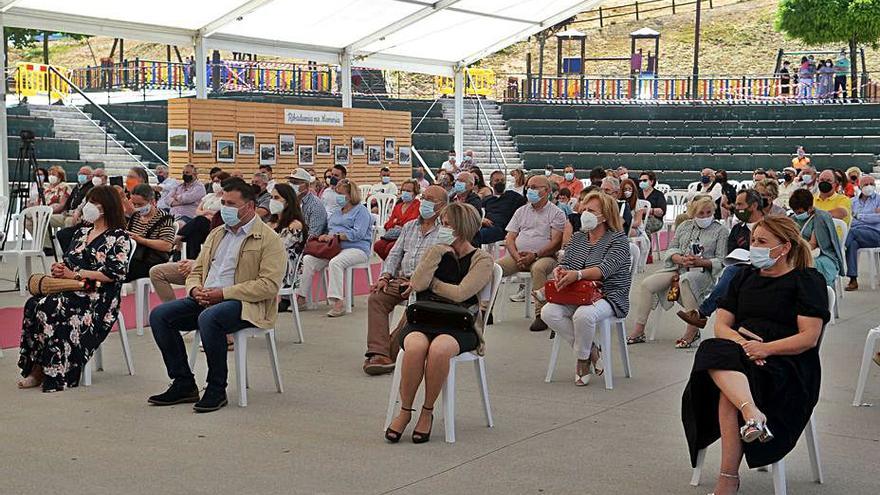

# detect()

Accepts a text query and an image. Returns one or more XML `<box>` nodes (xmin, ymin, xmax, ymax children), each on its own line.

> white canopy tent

<box><xmin>0</xmin><ymin>0</ymin><xmax>603</xmax><ymax>195</ymax></box>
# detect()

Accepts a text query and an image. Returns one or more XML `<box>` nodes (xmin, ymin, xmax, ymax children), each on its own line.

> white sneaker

<box><xmin>509</xmin><ymin>284</ymin><xmax>525</xmax><ymax>302</ymax></box>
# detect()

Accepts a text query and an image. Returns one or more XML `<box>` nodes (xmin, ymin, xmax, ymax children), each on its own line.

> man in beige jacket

<box><xmin>148</xmin><ymin>179</ymin><xmax>285</xmax><ymax>413</ymax></box>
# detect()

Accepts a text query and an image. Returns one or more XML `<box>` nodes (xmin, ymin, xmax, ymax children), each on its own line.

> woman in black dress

<box><xmin>17</xmin><ymin>185</ymin><xmax>131</xmax><ymax>392</ymax></box>
<box><xmin>384</xmin><ymin>203</ymin><xmax>494</xmax><ymax>444</ymax></box>
<box><xmin>682</xmin><ymin>216</ymin><xmax>829</xmax><ymax>495</ymax></box>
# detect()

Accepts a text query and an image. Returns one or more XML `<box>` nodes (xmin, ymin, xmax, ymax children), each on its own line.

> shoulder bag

<box><xmin>405</xmin><ymin>300</ymin><xmax>475</xmax><ymax>333</ymax></box>
<box><xmin>304</xmin><ymin>235</ymin><xmax>342</xmax><ymax>259</ymax></box>
<box><xmin>544</xmin><ymin>279</ymin><xmax>604</xmax><ymax>306</ymax></box>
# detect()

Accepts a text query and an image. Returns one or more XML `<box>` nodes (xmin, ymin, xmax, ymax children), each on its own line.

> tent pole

<box><xmin>194</xmin><ymin>34</ymin><xmax>207</xmax><ymax>99</ymax></box>
<box><xmin>454</xmin><ymin>67</ymin><xmax>464</xmax><ymax>161</ymax></box>
<box><xmin>341</xmin><ymin>52</ymin><xmax>352</xmax><ymax>108</ymax></box>
<box><xmin>0</xmin><ymin>13</ymin><xmax>8</xmax><ymax>197</ymax></box>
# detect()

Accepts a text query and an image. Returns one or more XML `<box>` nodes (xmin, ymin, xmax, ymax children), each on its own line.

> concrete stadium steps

<box><xmin>501</xmin><ymin>103</ymin><xmax>880</xmax><ymax>120</ymax></box>
<box><xmin>7</xmin><ymin>115</ymin><xmax>55</xmax><ymax>138</ymax></box>
<box><xmin>441</xmin><ymin>99</ymin><xmax>523</xmax><ymax>170</ymax></box>
<box><xmin>507</xmin><ymin>118</ymin><xmax>880</xmax><ymax>137</ymax></box>
<box><xmin>515</xmin><ymin>135</ymin><xmax>880</xmax><ymax>154</ymax></box>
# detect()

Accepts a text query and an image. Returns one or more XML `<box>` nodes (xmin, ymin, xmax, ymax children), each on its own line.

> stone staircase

<box><xmin>441</xmin><ymin>99</ymin><xmax>522</xmax><ymax>172</ymax></box>
<box><xmin>27</xmin><ymin>104</ymin><xmax>154</xmax><ymax>178</ymax></box>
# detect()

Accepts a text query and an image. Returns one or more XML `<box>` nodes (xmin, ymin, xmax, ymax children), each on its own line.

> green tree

<box><xmin>776</xmin><ymin>0</ymin><xmax>880</xmax><ymax>98</ymax></box>
<box><xmin>3</xmin><ymin>28</ymin><xmax>89</xmax><ymax>65</ymax></box>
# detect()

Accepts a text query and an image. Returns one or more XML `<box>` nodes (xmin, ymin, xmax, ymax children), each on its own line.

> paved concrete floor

<box><xmin>1</xmin><ymin>263</ymin><xmax>879</xmax><ymax>495</ymax></box>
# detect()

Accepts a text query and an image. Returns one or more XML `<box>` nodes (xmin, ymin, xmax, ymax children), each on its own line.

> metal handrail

<box><xmin>48</xmin><ymin>66</ymin><xmax>167</xmax><ymax>168</ymax></box>
<box><xmin>466</xmin><ymin>67</ymin><xmax>509</xmax><ymax>173</ymax></box>
<box><xmin>411</xmin><ymin>97</ymin><xmax>440</xmax><ymax>135</ymax></box>
<box><xmin>410</xmin><ymin>145</ymin><xmax>435</xmax><ymax>183</ymax></box>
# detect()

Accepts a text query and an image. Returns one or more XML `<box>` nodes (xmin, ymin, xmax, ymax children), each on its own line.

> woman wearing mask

<box><xmin>268</xmin><ymin>183</ymin><xmax>307</xmax><ymax>313</ymax></box>
<box><xmin>638</xmin><ymin>171</ymin><xmax>667</xmax><ymax>237</ymax></box>
<box><xmin>28</xmin><ymin>166</ymin><xmax>69</xmax><ymax>212</ymax></box>
<box><xmin>175</xmin><ymin>171</ymin><xmax>230</xmax><ymax>260</ymax></box>
<box><xmin>682</xmin><ymin>216</ymin><xmax>828</xmax><ymax>495</ymax></box>
<box><xmin>845</xmin><ymin>167</ymin><xmax>861</xmax><ymax>197</ymax></box>
<box><xmin>384</xmin><ymin>203</ymin><xmax>493</xmax><ymax>443</ymax></box>
<box><xmin>125</xmin><ymin>184</ymin><xmax>175</xmax><ymax>282</ymax></box>
<box><xmin>510</xmin><ymin>168</ymin><xmax>527</xmax><ymax>196</ymax></box>
<box><xmin>471</xmin><ymin>167</ymin><xmax>493</xmax><ymax>199</ymax></box>
<box><xmin>753</xmin><ymin>179</ymin><xmax>788</xmax><ymax>217</ymax></box>
<box><xmin>627</xmin><ymin>196</ymin><xmax>728</xmax><ymax>347</ymax></box>
<box><xmin>374</xmin><ymin>180</ymin><xmax>422</xmax><ymax>260</ymax></box>
<box><xmin>789</xmin><ymin>189</ymin><xmax>844</xmax><ymax>286</ymax></box>
<box><xmin>542</xmin><ymin>192</ymin><xmax>632</xmax><ymax>386</ymax></box>
<box><xmin>297</xmin><ymin>179</ymin><xmax>373</xmax><ymax>318</ymax></box>
<box><xmin>621</xmin><ymin>178</ymin><xmax>647</xmax><ymax>237</ymax></box>
<box><xmin>27</xmin><ymin>167</ymin><xmax>50</xmax><ymax>205</ymax></box>
<box><xmin>17</xmin><ymin>186</ymin><xmax>131</xmax><ymax>392</ymax></box>
<box><xmin>715</xmin><ymin>170</ymin><xmax>737</xmax><ymax>220</ymax></box>
<box><xmin>817</xmin><ymin>59</ymin><xmax>835</xmax><ymax>99</ymax></box>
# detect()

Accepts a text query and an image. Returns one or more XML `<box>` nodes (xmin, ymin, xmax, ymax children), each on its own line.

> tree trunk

<box><xmin>42</xmin><ymin>31</ymin><xmax>49</xmax><ymax>65</ymax></box>
<box><xmin>849</xmin><ymin>37</ymin><xmax>858</xmax><ymax>100</ymax></box>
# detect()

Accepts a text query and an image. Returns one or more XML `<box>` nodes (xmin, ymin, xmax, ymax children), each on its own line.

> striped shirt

<box><xmin>382</xmin><ymin>218</ymin><xmax>440</xmax><ymax>278</ymax></box>
<box><xmin>128</xmin><ymin>209</ymin><xmax>176</xmax><ymax>245</ymax></box>
<box><xmin>560</xmin><ymin>229</ymin><xmax>632</xmax><ymax>318</ymax></box>
<box><xmin>300</xmin><ymin>192</ymin><xmax>328</xmax><ymax>238</ymax></box>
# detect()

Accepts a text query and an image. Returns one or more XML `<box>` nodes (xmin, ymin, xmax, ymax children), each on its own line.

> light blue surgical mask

<box><xmin>436</xmin><ymin>226</ymin><xmax>455</xmax><ymax>245</ymax></box>
<box><xmin>419</xmin><ymin>200</ymin><xmax>436</xmax><ymax>219</ymax></box>
<box><xmin>220</xmin><ymin>205</ymin><xmax>240</xmax><ymax>227</ymax></box>
<box><xmin>564</xmin><ymin>172</ymin><xmax>574</xmax><ymax>181</ymax></box>
<box><xmin>135</xmin><ymin>204</ymin><xmax>151</xmax><ymax>216</ymax></box>
<box><xmin>77</xmin><ymin>174</ymin><xmax>88</xmax><ymax>185</ymax></box>
<box><xmin>802</xmin><ymin>174</ymin><xmax>813</xmax><ymax>184</ymax></box>
<box><xmin>454</xmin><ymin>181</ymin><xmax>466</xmax><ymax>193</ymax></box>
<box><xmin>382</xmin><ymin>176</ymin><xmax>391</xmax><ymax>184</ymax></box>
<box><xmin>793</xmin><ymin>211</ymin><xmax>810</xmax><ymax>222</ymax></box>
<box><xmin>750</xmin><ymin>244</ymin><xmax>783</xmax><ymax>269</ymax></box>
<box><xmin>335</xmin><ymin>194</ymin><xmax>348</xmax><ymax>207</ymax></box>
<box><xmin>401</xmin><ymin>191</ymin><xmax>413</xmax><ymax>203</ymax></box>
<box><xmin>526</xmin><ymin>188</ymin><xmax>542</xmax><ymax>204</ymax></box>
<box><xmin>639</xmin><ymin>181</ymin><xmax>650</xmax><ymax>190</ymax></box>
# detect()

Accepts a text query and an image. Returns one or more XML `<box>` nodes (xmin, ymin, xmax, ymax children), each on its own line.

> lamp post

<box><xmin>691</xmin><ymin>0</ymin><xmax>702</xmax><ymax>99</ymax></box>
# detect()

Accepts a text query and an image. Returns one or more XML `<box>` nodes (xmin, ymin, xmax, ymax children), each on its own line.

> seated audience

<box><xmin>556</xmin><ymin>188</ymin><xmax>574</xmax><ymax>216</ymax></box>
<box><xmin>370</xmin><ymin>167</ymin><xmax>398</xmax><ymax>196</ymax></box>
<box><xmin>798</xmin><ymin>165</ymin><xmax>817</xmax><ymax>194</ymax></box>
<box><xmin>268</xmin><ymin>183</ymin><xmax>307</xmax><ymax>313</ymax></box>
<box><xmin>175</xmin><ymin>172</ymin><xmax>230</xmax><ymax>260</ymax></box>
<box><xmin>51</xmin><ymin>165</ymin><xmax>93</xmax><ymax>230</ymax></box>
<box><xmin>776</xmin><ymin>167</ymin><xmax>799</xmax><ymax>210</ymax></box>
<box><xmin>148</xmin><ymin>179</ymin><xmax>285</xmax><ymax>413</ymax></box>
<box><xmin>29</xmin><ymin>165</ymin><xmax>69</xmax><ymax>212</ymax></box>
<box><xmin>125</xmin><ymin>184</ymin><xmax>175</xmax><ymax>282</ymax></box>
<box><xmin>153</xmin><ymin>164</ymin><xmax>179</xmax><ymax>211</ymax></box>
<box><xmin>639</xmin><ymin>171</ymin><xmax>667</xmax><ymax>237</ymax></box>
<box><xmin>558</xmin><ymin>165</ymin><xmax>584</xmax><ymax>197</ymax></box>
<box><xmin>321</xmin><ymin>165</ymin><xmax>348</xmax><ymax>215</ymax></box>
<box><xmin>498</xmin><ymin>175</ymin><xmax>567</xmax><ymax>332</ymax></box>
<box><xmin>714</xmin><ymin>170</ymin><xmax>737</xmax><ymax>220</ymax></box>
<box><xmin>475</xmin><ymin>171</ymin><xmax>527</xmax><ymax>246</ymax></box>
<box><xmin>288</xmin><ymin>168</ymin><xmax>328</xmax><ymax>239</ymax></box>
<box><xmin>846</xmin><ymin>167</ymin><xmax>862</xmax><ymax>196</ymax></box>
<box><xmin>435</xmin><ymin>170</ymin><xmax>453</xmax><ymax>192</ymax></box>
<box><xmin>451</xmin><ymin>171</ymin><xmax>483</xmax><ymax>212</ymax></box>
<box><xmin>17</xmin><ymin>185</ymin><xmax>131</xmax><ymax>392</ymax></box>
<box><xmin>844</xmin><ymin>175</ymin><xmax>880</xmax><ymax>291</ymax></box>
<box><xmin>374</xmin><ymin>180</ymin><xmax>421</xmax><ymax>260</ymax></box>
<box><xmin>627</xmin><ymin>196</ymin><xmax>728</xmax><ymax>347</ymax></box>
<box><xmin>251</xmin><ymin>172</ymin><xmax>272</xmax><ymax>219</ymax></box>
<box><xmin>600</xmin><ymin>176</ymin><xmax>633</xmax><ymax>235</ymax></box>
<box><xmin>259</xmin><ymin>164</ymin><xmax>276</xmax><ymax>192</ymax></box>
<box><xmin>752</xmin><ymin>168</ymin><xmax>767</xmax><ymax>182</ymax></box>
<box><xmin>621</xmin><ymin>179</ymin><xmax>645</xmax><ymax>238</ymax></box>
<box><xmin>681</xmin><ymin>216</ymin><xmax>828</xmax><ymax>495</ymax></box>
<box><xmin>167</xmin><ymin>164</ymin><xmax>205</xmax><ymax>222</ymax></box>
<box><xmin>439</xmin><ymin>150</ymin><xmax>457</xmax><ymax>174</ymax></box>
<box><xmin>471</xmin><ymin>167</ymin><xmax>493</xmax><ymax>198</ymax></box>
<box><xmin>754</xmin><ymin>179</ymin><xmax>787</xmax><ymax>216</ymax></box>
<box><xmin>297</xmin><ymin>179</ymin><xmax>372</xmax><ymax>318</ymax></box>
<box><xmin>814</xmin><ymin>169</ymin><xmax>852</xmax><ymax>225</ymax></box>
<box><xmin>588</xmin><ymin>167</ymin><xmax>606</xmax><ymax>187</ymax></box>
<box><xmin>789</xmin><ymin>189</ymin><xmax>844</xmax><ymax>286</ymax></box>
<box><xmin>27</xmin><ymin>167</ymin><xmax>49</xmax><ymax>205</ymax></box>
<box><xmin>413</xmin><ymin>168</ymin><xmax>430</xmax><ymax>191</ymax></box>
<box><xmin>542</xmin><ymin>192</ymin><xmax>632</xmax><ymax>386</ymax></box>
<box><xmin>510</xmin><ymin>168</ymin><xmax>527</xmax><ymax>196</ymax></box>
<box><xmin>363</xmin><ymin>185</ymin><xmax>448</xmax><ymax>375</ymax></box>
<box><xmin>693</xmin><ymin>168</ymin><xmax>722</xmax><ymax>202</ymax></box>
<box><xmin>833</xmin><ymin>169</ymin><xmax>854</xmax><ymax>198</ymax></box>
<box><xmin>384</xmin><ymin>202</ymin><xmax>492</xmax><ymax>443</ymax></box>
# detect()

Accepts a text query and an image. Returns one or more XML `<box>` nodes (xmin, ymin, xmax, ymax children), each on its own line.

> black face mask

<box><xmin>850</xmin><ymin>176</ymin><xmax>859</xmax><ymax>183</ymax></box>
<box><xmin>329</xmin><ymin>176</ymin><xmax>340</xmax><ymax>187</ymax></box>
<box><xmin>818</xmin><ymin>181</ymin><xmax>833</xmax><ymax>194</ymax></box>
<box><xmin>182</xmin><ymin>174</ymin><xmax>194</xmax><ymax>183</ymax></box>
<box><xmin>492</xmin><ymin>182</ymin><xmax>506</xmax><ymax>194</ymax></box>
<box><xmin>157</xmin><ymin>175</ymin><xmax>166</xmax><ymax>184</ymax></box>
<box><xmin>716</xmin><ymin>176</ymin><xmax>727</xmax><ymax>184</ymax></box>
<box><xmin>783</xmin><ymin>174</ymin><xmax>793</xmax><ymax>182</ymax></box>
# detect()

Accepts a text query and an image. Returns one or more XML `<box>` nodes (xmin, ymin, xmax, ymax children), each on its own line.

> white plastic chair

<box><xmin>687</xmin><ymin>181</ymin><xmax>701</xmax><ymax>193</ymax></box>
<box><xmin>121</xmin><ymin>222</ymin><xmax>179</xmax><ymax>336</ymax></box>
<box><xmin>690</xmin><ymin>413</ymin><xmax>823</xmax><ymax>495</ymax></box>
<box><xmin>384</xmin><ymin>263</ymin><xmax>503</xmax><ymax>443</ymax></box>
<box><xmin>372</xmin><ymin>193</ymin><xmax>397</xmax><ymax>235</ymax></box>
<box><xmin>0</xmin><ymin>205</ymin><xmax>53</xmax><ymax>296</ymax></box>
<box><xmin>655</xmin><ymin>183</ymin><xmax>672</xmax><ymax>194</ymax></box>
<box><xmin>189</xmin><ymin>325</ymin><xmax>283</xmax><ymax>407</ymax></box>
<box><xmin>826</xmin><ymin>286</ymin><xmax>836</xmax><ymax>326</ymax></box>
<box><xmin>358</xmin><ymin>185</ymin><xmax>373</xmax><ymax>205</ymax></box>
<box><xmin>82</xmin><ymin>238</ymin><xmax>138</xmax><ymax>386</ymax></box>
<box><xmin>853</xmin><ymin>326</ymin><xmax>880</xmax><ymax>406</ymax></box>
<box><xmin>831</xmin><ymin>218</ymin><xmax>847</xmax><ymax>308</ymax></box>
<box><xmin>278</xmin><ymin>253</ymin><xmax>305</xmax><ymax>343</ymax></box>
<box><xmin>860</xmin><ymin>247</ymin><xmax>880</xmax><ymax>290</ymax></box>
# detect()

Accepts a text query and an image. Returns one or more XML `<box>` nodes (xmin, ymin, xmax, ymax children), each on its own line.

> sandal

<box><xmin>575</xmin><ymin>359</ymin><xmax>591</xmax><ymax>386</ymax></box>
<box><xmin>738</xmin><ymin>401</ymin><xmax>773</xmax><ymax>443</ymax></box>
<box><xmin>626</xmin><ymin>333</ymin><xmax>647</xmax><ymax>345</ymax></box>
<box><xmin>384</xmin><ymin>407</ymin><xmax>414</xmax><ymax>443</ymax></box>
<box><xmin>708</xmin><ymin>471</ymin><xmax>740</xmax><ymax>495</ymax></box>
<box><xmin>412</xmin><ymin>406</ymin><xmax>434</xmax><ymax>443</ymax></box>
<box><xmin>675</xmin><ymin>330</ymin><xmax>701</xmax><ymax>349</ymax></box>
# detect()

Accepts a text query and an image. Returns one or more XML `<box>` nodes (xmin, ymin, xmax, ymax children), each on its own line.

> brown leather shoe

<box><xmin>845</xmin><ymin>280</ymin><xmax>859</xmax><ymax>292</ymax></box>
<box><xmin>363</xmin><ymin>355</ymin><xmax>395</xmax><ymax>376</ymax></box>
<box><xmin>676</xmin><ymin>309</ymin><xmax>707</xmax><ymax>329</ymax></box>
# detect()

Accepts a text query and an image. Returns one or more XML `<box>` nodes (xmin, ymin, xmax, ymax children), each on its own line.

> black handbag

<box><xmin>405</xmin><ymin>300</ymin><xmax>475</xmax><ymax>333</ymax></box>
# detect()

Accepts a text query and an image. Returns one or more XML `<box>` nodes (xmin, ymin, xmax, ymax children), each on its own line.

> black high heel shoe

<box><xmin>412</xmin><ymin>406</ymin><xmax>434</xmax><ymax>444</ymax></box>
<box><xmin>385</xmin><ymin>407</ymin><xmax>414</xmax><ymax>443</ymax></box>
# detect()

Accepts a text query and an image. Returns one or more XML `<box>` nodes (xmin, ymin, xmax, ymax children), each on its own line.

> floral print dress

<box><xmin>18</xmin><ymin>227</ymin><xmax>131</xmax><ymax>392</ymax></box>
<box><xmin>280</xmin><ymin>227</ymin><xmax>305</xmax><ymax>289</ymax></box>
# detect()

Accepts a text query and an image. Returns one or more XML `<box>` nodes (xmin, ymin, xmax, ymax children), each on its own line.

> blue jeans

<box><xmin>698</xmin><ymin>265</ymin><xmax>743</xmax><ymax>317</ymax></box>
<box><xmin>845</xmin><ymin>227</ymin><xmax>880</xmax><ymax>278</ymax></box>
<box><xmin>150</xmin><ymin>297</ymin><xmax>252</xmax><ymax>391</ymax></box>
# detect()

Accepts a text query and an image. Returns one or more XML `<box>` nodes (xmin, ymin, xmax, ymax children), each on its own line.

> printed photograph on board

<box><xmin>260</xmin><ymin>144</ymin><xmax>277</xmax><ymax>165</ymax></box>
<box><xmin>238</xmin><ymin>133</ymin><xmax>256</xmax><ymax>155</ymax></box>
<box><xmin>351</xmin><ymin>136</ymin><xmax>365</xmax><ymax>155</ymax></box>
<box><xmin>193</xmin><ymin>131</ymin><xmax>212</xmax><ymax>154</ymax></box>
<box><xmin>298</xmin><ymin>145</ymin><xmax>314</xmax><ymax>165</ymax></box>
<box><xmin>384</xmin><ymin>138</ymin><xmax>395</xmax><ymax>161</ymax></box>
<box><xmin>168</xmin><ymin>129</ymin><xmax>188</xmax><ymax>151</ymax></box>
<box><xmin>279</xmin><ymin>134</ymin><xmax>295</xmax><ymax>155</ymax></box>
<box><xmin>216</xmin><ymin>139</ymin><xmax>235</xmax><ymax>162</ymax></box>
<box><xmin>316</xmin><ymin>136</ymin><xmax>331</xmax><ymax>155</ymax></box>
<box><xmin>335</xmin><ymin>145</ymin><xmax>350</xmax><ymax>166</ymax></box>
<box><xmin>368</xmin><ymin>145</ymin><xmax>381</xmax><ymax>165</ymax></box>
<box><xmin>399</xmin><ymin>146</ymin><xmax>411</xmax><ymax>165</ymax></box>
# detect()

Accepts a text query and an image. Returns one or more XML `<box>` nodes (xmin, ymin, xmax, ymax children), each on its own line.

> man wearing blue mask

<box><xmin>321</xmin><ymin>164</ymin><xmax>348</xmax><ymax>215</ymax></box>
<box><xmin>363</xmin><ymin>185</ymin><xmax>448</xmax><ymax>375</ymax></box>
<box><xmin>558</xmin><ymin>165</ymin><xmax>584</xmax><ymax>197</ymax></box>
<box><xmin>451</xmin><ymin>171</ymin><xmax>483</xmax><ymax>212</ymax></box>
<box><xmin>149</xmin><ymin>179</ymin><xmax>285</xmax><ymax>413</ymax></box>
<box><xmin>51</xmin><ymin>165</ymin><xmax>94</xmax><ymax>231</ymax></box>
<box><xmin>370</xmin><ymin>166</ymin><xmax>399</xmax><ymax>196</ymax></box>
<box><xmin>476</xmin><ymin>170</ymin><xmax>527</xmax><ymax>246</ymax></box>
<box><xmin>498</xmin><ymin>175</ymin><xmax>567</xmax><ymax>332</ymax></box>
<box><xmin>844</xmin><ymin>175</ymin><xmax>880</xmax><ymax>291</ymax></box>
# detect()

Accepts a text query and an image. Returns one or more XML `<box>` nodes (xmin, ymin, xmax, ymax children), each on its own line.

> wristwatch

<box><xmin>73</xmin><ymin>270</ymin><xmax>83</xmax><ymax>281</ymax></box>
<box><xmin>576</xmin><ymin>270</ymin><xmax>583</xmax><ymax>281</ymax></box>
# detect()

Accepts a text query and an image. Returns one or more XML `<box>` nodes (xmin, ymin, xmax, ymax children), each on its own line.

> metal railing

<box><xmin>466</xmin><ymin>68</ymin><xmax>509</xmax><ymax>173</ymax></box>
<box><xmin>410</xmin><ymin>145</ymin><xmax>436</xmax><ymax>183</ymax></box>
<box><xmin>571</xmin><ymin>0</ymin><xmax>735</xmax><ymax>28</ymax></box>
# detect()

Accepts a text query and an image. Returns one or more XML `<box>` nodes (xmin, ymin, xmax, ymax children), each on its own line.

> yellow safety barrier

<box><xmin>15</xmin><ymin>62</ymin><xmax>70</xmax><ymax>99</ymax></box>
<box><xmin>436</xmin><ymin>68</ymin><xmax>496</xmax><ymax>97</ymax></box>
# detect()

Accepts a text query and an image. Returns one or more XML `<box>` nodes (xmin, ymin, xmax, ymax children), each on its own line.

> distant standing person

<box><xmin>778</xmin><ymin>60</ymin><xmax>791</xmax><ymax>96</ymax></box>
<box><xmin>797</xmin><ymin>56</ymin><xmax>815</xmax><ymax>99</ymax></box>
<box><xmin>834</xmin><ymin>49</ymin><xmax>850</xmax><ymax>99</ymax></box>
<box><xmin>817</xmin><ymin>59</ymin><xmax>835</xmax><ymax>99</ymax></box>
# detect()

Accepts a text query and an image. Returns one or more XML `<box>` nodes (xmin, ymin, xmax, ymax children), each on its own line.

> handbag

<box><xmin>405</xmin><ymin>300</ymin><xmax>475</xmax><ymax>333</ymax></box>
<box><xmin>27</xmin><ymin>273</ymin><xmax>100</xmax><ymax>297</ymax></box>
<box><xmin>666</xmin><ymin>273</ymin><xmax>681</xmax><ymax>302</ymax></box>
<box><xmin>380</xmin><ymin>226</ymin><xmax>402</xmax><ymax>241</ymax></box>
<box><xmin>544</xmin><ymin>280</ymin><xmax>603</xmax><ymax>306</ymax></box>
<box><xmin>645</xmin><ymin>215</ymin><xmax>663</xmax><ymax>234</ymax></box>
<box><xmin>128</xmin><ymin>214</ymin><xmax>171</xmax><ymax>265</ymax></box>
<box><xmin>304</xmin><ymin>235</ymin><xmax>341</xmax><ymax>259</ymax></box>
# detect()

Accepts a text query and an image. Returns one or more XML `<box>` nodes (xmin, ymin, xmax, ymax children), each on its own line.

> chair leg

<box><xmin>135</xmin><ymin>283</ymin><xmax>148</xmax><ymax>336</ymax></box>
<box><xmin>188</xmin><ymin>331</ymin><xmax>201</xmax><ymax>372</ymax></box>
<box><xmin>474</xmin><ymin>357</ymin><xmax>494</xmax><ymax>427</ymax></box>
<box><xmin>771</xmin><ymin>459</ymin><xmax>787</xmax><ymax>495</ymax></box>
<box><xmin>545</xmin><ymin>334</ymin><xmax>561</xmax><ymax>383</ymax></box>
<box><xmin>384</xmin><ymin>351</ymin><xmax>404</xmax><ymax>431</ymax></box>
<box><xmin>648</xmin><ymin>307</ymin><xmax>662</xmax><ymax>341</ymax></box>
<box><xmin>617</xmin><ymin>321</ymin><xmax>633</xmax><ymax>378</ymax></box>
<box><xmin>82</xmin><ymin>359</ymin><xmax>92</xmax><ymax>386</ymax></box>
<box><xmin>17</xmin><ymin>255</ymin><xmax>27</xmax><ymax>297</ymax></box>
<box><xmin>344</xmin><ymin>267</ymin><xmax>353</xmax><ymax>314</ymax></box>
<box><xmin>524</xmin><ymin>278</ymin><xmax>532</xmax><ymax>319</ymax></box>
<box><xmin>853</xmin><ymin>329</ymin><xmax>880</xmax><ymax>406</ymax></box>
<box><xmin>442</xmin><ymin>359</ymin><xmax>457</xmax><ymax>443</ymax></box>
<box><xmin>266</xmin><ymin>330</ymin><xmax>283</xmax><ymax>394</ymax></box>
<box><xmin>805</xmin><ymin>415</ymin><xmax>823</xmax><ymax>483</ymax></box>
<box><xmin>95</xmin><ymin>343</ymin><xmax>104</xmax><ymax>372</ymax></box>
<box><xmin>601</xmin><ymin>319</ymin><xmax>614</xmax><ymax>390</ymax></box>
<box><xmin>690</xmin><ymin>449</ymin><xmax>706</xmax><ymax>486</ymax></box>
<box><xmin>292</xmin><ymin>295</ymin><xmax>304</xmax><ymax>344</ymax></box>
<box><xmin>117</xmin><ymin>315</ymin><xmax>135</xmax><ymax>375</ymax></box>
<box><xmin>234</xmin><ymin>332</ymin><xmax>248</xmax><ymax>407</ymax></box>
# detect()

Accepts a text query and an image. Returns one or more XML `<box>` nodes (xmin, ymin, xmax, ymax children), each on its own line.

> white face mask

<box><xmin>623</xmin><ymin>190</ymin><xmax>633</xmax><ymax>199</ymax></box>
<box><xmin>269</xmin><ymin>198</ymin><xmax>285</xmax><ymax>215</ymax></box>
<box><xmin>135</xmin><ymin>204</ymin><xmax>151</xmax><ymax>216</ymax></box>
<box><xmin>862</xmin><ymin>185</ymin><xmax>876</xmax><ymax>197</ymax></box>
<box><xmin>695</xmin><ymin>216</ymin><xmax>714</xmax><ymax>229</ymax></box>
<box><xmin>82</xmin><ymin>202</ymin><xmax>102</xmax><ymax>224</ymax></box>
<box><xmin>212</xmin><ymin>182</ymin><xmax>222</xmax><ymax>193</ymax></box>
<box><xmin>436</xmin><ymin>226</ymin><xmax>455</xmax><ymax>245</ymax></box>
<box><xmin>47</xmin><ymin>175</ymin><xmax>59</xmax><ymax>185</ymax></box>
<box><xmin>580</xmin><ymin>211</ymin><xmax>600</xmax><ymax>232</ymax></box>
<box><xmin>91</xmin><ymin>177</ymin><xmax>103</xmax><ymax>187</ymax></box>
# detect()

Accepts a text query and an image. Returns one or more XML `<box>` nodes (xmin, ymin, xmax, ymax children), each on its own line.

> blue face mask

<box><xmin>335</xmin><ymin>194</ymin><xmax>348</xmax><ymax>207</ymax></box>
<box><xmin>77</xmin><ymin>174</ymin><xmax>88</xmax><ymax>185</ymax></box>
<box><xmin>419</xmin><ymin>200</ymin><xmax>436</xmax><ymax>219</ymax></box>
<box><xmin>401</xmin><ymin>191</ymin><xmax>413</xmax><ymax>203</ymax></box>
<box><xmin>750</xmin><ymin>244</ymin><xmax>783</xmax><ymax>269</ymax></box>
<box><xmin>526</xmin><ymin>188</ymin><xmax>542</xmax><ymax>204</ymax></box>
<box><xmin>639</xmin><ymin>181</ymin><xmax>650</xmax><ymax>190</ymax></box>
<box><xmin>454</xmin><ymin>181</ymin><xmax>466</xmax><ymax>193</ymax></box>
<box><xmin>564</xmin><ymin>172</ymin><xmax>574</xmax><ymax>181</ymax></box>
<box><xmin>700</xmin><ymin>176</ymin><xmax>711</xmax><ymax>184</ymax></box>
<box><xmin>793</xmin><ymin>211</ymin><xmax>810</xmax><ymax>222</ymax></box>
<box><xmin>802</xmin><ymin>174</ymin><xmax>813</xmax><ymax>184</ymax></box>
<box><xmin>220</xmin><ymin>205</ymin><xmax>241</xmax><ymax>227</ymax></box>
<box><xmin>382</xmin><ymin>176</ymin><xmax>391</xmax><ymax>184</ymax></box>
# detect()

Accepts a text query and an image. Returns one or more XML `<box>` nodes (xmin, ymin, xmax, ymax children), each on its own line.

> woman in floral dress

<box><xmin>17</xmin><ymin>185</ymin><xmax>131</xmax><ymax>392</ymax></box>
<box><xmin>268</xmin><ymin>184</ymin><xmax>307</xmax><ymax>312</ymax></box>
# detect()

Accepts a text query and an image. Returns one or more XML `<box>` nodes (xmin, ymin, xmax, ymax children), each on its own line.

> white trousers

<box><xmin>297</xmin><ymin>248</ymin><xmax>369</xmax><ymax>301</ymax></box>
<box><xmin>541</xmin><ymin>299</ymin><xmax>614</xmax><ymax>360</ymax></box>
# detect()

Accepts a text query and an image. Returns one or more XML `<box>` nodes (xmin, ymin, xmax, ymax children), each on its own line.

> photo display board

<box><xmin>167</xmin><ymin>98</ymin><xmax>412</xmax><ymax>185</ymax></box>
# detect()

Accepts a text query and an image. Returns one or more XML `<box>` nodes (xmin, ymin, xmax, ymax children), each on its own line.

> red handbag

<box><xmin>544</xmin><ymin>279</ymin><xmax>604</xmax><ymax>306</ymax></box>
<box><xmin>304</xmin><ymin>236</ymin><xmax>342</xmax><ymax>259</ymax></box>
